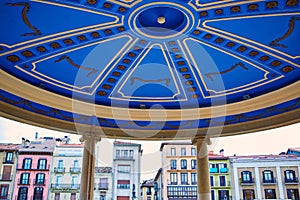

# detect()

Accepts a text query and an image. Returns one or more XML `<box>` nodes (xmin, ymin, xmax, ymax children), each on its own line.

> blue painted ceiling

<box><xmin>0</xmin><ymin>0</ymin><xmax>299</xmax><ymax>138</ymax></box>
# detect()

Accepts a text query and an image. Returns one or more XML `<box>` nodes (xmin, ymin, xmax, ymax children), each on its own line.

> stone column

<box><xmin>80</xmin><ymin>134</ymin><xmax>101</xmax><ymax>200</ymax></box>
<box><xmin>192</xmin><ymin>137</ymin><xmax>211</xmax><ymax>200</ymax></box>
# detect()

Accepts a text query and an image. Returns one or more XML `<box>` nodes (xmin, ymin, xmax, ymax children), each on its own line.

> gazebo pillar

<box><xmin>192</xmin><ymin>137</ymin><xmax>211</xmax><ymax>200</ymax></box>
<box><xmin>80</xmin><ymin>134</ymin><xmax>101</xmax><ymax>200</ymax></box>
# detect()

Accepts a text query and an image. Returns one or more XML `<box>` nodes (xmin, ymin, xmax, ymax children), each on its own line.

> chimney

<box><xmin>22</xmin><ymin>138</ymin><xmax>25</xmax><ymax>146</ymax></box>
<box><xmin>35</xmin><ymin>132</ymin><xmax>38</xmax><ymax>140</ymax></box>
<box><xmin>219</xmin><ymin>149</ymin><xmax>224</xmax><ymax>156</ymax></box>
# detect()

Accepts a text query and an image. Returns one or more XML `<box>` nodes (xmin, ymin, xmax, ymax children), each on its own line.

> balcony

<box><xmin>285</xmin><ymin>177</ymin><xmax>299</xmax><ymax>184</ymax></box>
<box><xmin>51</xmin><ymin>184</ymin><xmax>80</xmax><ymax>191</ymax></box>
<box><xmin>17</xmin><ymin>165</ymin><xmax>50</xmax><ymax>171</ymax></box>
<box><xmin>98</xmin><ymin>183</ymin><xmax>109</xmax><ymax>190</ymax></box>
<box><xmin>0</xmin><ymin>174</ymin><xmax>12</xmax><ymax>181</ymax></box>
<box><xmin>18</xmin><ymin>178</ymin><xmax>30</xmax><ymax>185</ymax></box>
<box><xmin>167</xmin><ymin>186</ymin><xmax>197</xmax><ymax>199</ymax></box>
<box><xmin>220</xmin><ymin>168</ymin><xmax>228</xmax><ymax>173</ymax></box>
<box><xmin>114</xmin><ymin>156</ymin><xmax>134</xmax><ymax>161</ymax></box>
<box><xmin>240</xmin><ymin>178</ymin><xmax>255</xmax><ymax>185</ymax></box>
<box><xmin>54</xmin><ymin>167</ymin><xmax>65</xmax><ymax>173</ymax></box>
<box><xmin>0</xmin><ymin>195</ymin><xmax>9</xmax><ymax>200</ymax></box>
<box><xmin>210</xmin><ymin>168</ymin><xmax>218</xmax><ymax>173</ymax></box>
<box><xmin>33</xmin><ymin>179</ymin><xmax>45</xmax><ymax>186</ymax></box>
<box><xmin>262</xmin><ymin>178</ymin><xmax>276</xmax><ymax>184</ymax></box>
<box><xmin>70</xmin><ymin>167</ymin><xmax>81</xmax><ymax>173</ymax></box>
<box><xmin>2</xmin><ymin>157</ymin><xmax>14</xmax><ymax>164</ymax></box>
<box><xmin>211</xmin><ymin>181</ymin><xmax>231</xmax><ymax>188</ymax></box>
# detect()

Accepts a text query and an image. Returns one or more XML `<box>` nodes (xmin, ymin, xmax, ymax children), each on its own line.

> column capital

<box><xmin>192</xmin><ymin>136</ymin><xmax>211</xmax><ymax>145</ymax></box>
<box><xmin>80</xmin><ymin>134</ymin><xmax>101</xmax><ymax>143</ymax></box>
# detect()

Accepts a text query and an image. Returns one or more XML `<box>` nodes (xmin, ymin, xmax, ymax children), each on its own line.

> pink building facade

<box><xmin>12</xmin><ymin>138</ymin><xmax>56</xmax><ymax>200</ymax></box>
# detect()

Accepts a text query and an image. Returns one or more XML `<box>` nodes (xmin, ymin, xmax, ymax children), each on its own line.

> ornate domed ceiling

<box><xmin>0</xmin><ymin>0</ymin><xmax>299</xmax><ymax>140</ymax></box>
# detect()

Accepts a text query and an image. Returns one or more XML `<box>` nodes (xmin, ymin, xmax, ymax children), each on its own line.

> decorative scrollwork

<box><xmin>130</xmin><ymin>77</ymin><xmax>170</xmax><ymax>86</ymax></box>
<box><xmin>6</xmin><ymin>2</ymin><xmax>41</xmax><ymax>36</ymax></box>
<box><xmin>55</xmin><ymin>55</ymin><xmax>98</xmax><ymax>77</ymax></box>
<box><xmin>270</xmin><ymin>16</ymin><xmax>300</xmax><ymax>48</ymax></box>
<box><xmin>205</xmin><ymin>62</ymin><xmax>248</xmax><ymax>81</ymax></box>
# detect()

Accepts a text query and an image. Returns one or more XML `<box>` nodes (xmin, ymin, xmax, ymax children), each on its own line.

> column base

<box><xmin>198</xmin><ymin>193</ymin><xmax>211</xmax><ymax>200</ymax></box>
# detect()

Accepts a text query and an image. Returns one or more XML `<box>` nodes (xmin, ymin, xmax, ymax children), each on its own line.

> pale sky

<box><xmin>0</xmin><ymin>116</ymin><xmax>299</xmax><ymax>180</ymax></box>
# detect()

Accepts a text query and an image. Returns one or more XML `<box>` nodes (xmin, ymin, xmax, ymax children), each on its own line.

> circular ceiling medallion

<box><xmin>128</xmin><ymin>2</ymin><xmax>196</xmax><ymax>39</ymax></box>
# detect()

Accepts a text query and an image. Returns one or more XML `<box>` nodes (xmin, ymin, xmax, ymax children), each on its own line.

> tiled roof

<box><xmin>95</xmin><ymin>167</ymin><xmax>112</xmax><ymax>173</ymax></box>
<box><xmin>141</xmin><ymin>179</ymin><xmax>155</xmax><ymax>187</ymax></box>
<box><xmin>159</xmin><ymin>142</ymin><xmax>192</xmax><ymax>151</ymax></box>
<box><xmin>19</xmin><ymin>138</ymin><xmax>56</xmax><ymax>153</ymax></box>
<box><xmin>114</xmin><ymin>141</ymin><xmax>141</xmax><ymax>147</ymax></box>
<box><xmin>0</xmin><ymin>143</ymin><xmax>20</xmax><ymax>151</ymax></box>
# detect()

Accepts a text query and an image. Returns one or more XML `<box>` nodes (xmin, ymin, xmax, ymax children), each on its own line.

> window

<box><xmin>285</xmin><ymin>170</ymin><xmax>296</xmax><ymax>182</ymax></box>
<box><xmin>181</xmin><ymin>160</ymin><xmax>187</xmax><ymax>169</ymax></box>
<box><xmin>100</xmin><ymin>192</ymin><xmax>106</xmax><ymax>200</ymax></box>
<box><xmin>287</xmin><ymin>189</ymin><xmax>300</xmax><ymax>200</ymax></box>
<box><xmin>170</xmin><ymin>160</ymin><xmax>177</xmax><ymax>170</ymax></box>
<box><xmin>100</xmin><ymin>178</ymin><xmax>108</xmax><ymax>189</ymax></box>
<box><xmin>218</xmin><ymin>190</ymin><xmax>229</xmax><ymax>200</ymax></box>
<box><xmin>116</xmin><ymin>150</ymin><xmax>120</xmax><ymax>158</ymax></box>
<box><xmin>191</xmin><ymin>173</ymin><xmax>197</xmax><ymax>185</ymax></box>
<box><xmin>146</xmin><ymin>187</ymin><xmax>152</xmax><ymax>195</ymax></box>
<box><xmin>117</xmin><ymin>180</ymin><xmax>130</xmax><ymax>189</ymax></box>
<box><xmin>219</xmin><ymin>176</ymin><xmax>226</xmax><ymax>186</ymax></box>
<box><xmin>38</xmin><ymin>159</ymin><xmax>47</xmax><ymax>170</ymax></box>
<box><xmin>181</xmin><ymin>148</ymin><xmax>186</xmax><ymax>156</ymax></box>
<box><xmin>129</xmin><ymin>150</ymin><xmax>134</xmax><ymax>157</ymax></box>
<box><xmin>71</xmin><ymin>176</ymin><xmax>78</xmax><ymax>188</ymax></box>
<box><xmin>211</xmin><ymin>190</ymin><xmax>215</xmax><ymax>200</ymax></box>
<box><xmin>167</xmin><ymin>186</ymin><xmax>197</xmax><ymax>199</ymax></box>
<box><xmin>35</xmin><ymin>173</ymin><xmax>45</xmax><ymax>185</ymax></box>
<box><xmin>71</xmin><ymin>193</ymin><xmax>76</xmax><ymax>200</ymax></box>
<box><xmin>55</xmin><ymin>193</ymin><xmax>60</xmax><ymax>200</ymax></box>
<box><xmin>191</xmin><ymin>148</ymin><xmax>196</xmax><ymax>156</ymax></box>
<box><xmin>219</xmin><ymin>163</ymin><xmax>227</xmax><ymax>173</ymax></box>
<box><xmin>5</xmin><ymin>152</ymin><xmax>13</xmax><ymax>163</ymax></box>
<box><xmin>33</xmin><ymin>187</ymin><xmax>43</xmax><ymax>200</ymax></box>
<box><xmin>171</xmin><ymin>148</ymin><xmax>176</xmax><ymax>156</ymax></box>
<box><xmin>20</xmin><ymin>173</ymin><xmax>30</xmax><ymax>185</ymax></box>
<box><xmin>263</xmin><ymin>170</ymin><xmax>274</xmax><ymax>183</ymax></box>
<box><xmin>181</xmin><ymin>173</ymin><xmax>188</xmax><ymax>184</ymax></box>
<box><xmin>74</xmin><ymin>160</ymin><xmax>79</xmax><ymax>168</ymax></box>
<box><xmin>118</xmin><ymin>165</ymin><xmax>130</xmax><ymax>173</ymax></box>
<box><xmin>243</xmin><ymin>189</ymin><xmax>255</xmax><ymax>200</ymax></box>
<box><xmin>0</xmin><ymin>185</ymin><xmax>9</xmax><ymax>198</ymax></box>
<box><xmin>18</xmin><ymin>187</ymin><xmax>28</xmax><ymax>200</ymax></box>
<box><xmin>241</xmin><ymin>171</ymin><xmax>252</xmax><ymax>183</ymax></box>
<box><xmin>55</xmin><ymin>176</ymin><xmax>62</xmax><ymax>188</ymax></box>
<box><xmin>170</xmin><ymin>173</ymin><xmax>177</xmax><ymax>185</ymax></box>
<box><xmin>22</xmin><ymin>158</ymin><xmax>32</xmax><ymax>169</ymax></box>
<box><xmin>191</xmin><ymin>160</ymin><xmax>196</xmax><ymax>169</ymax></box>
<box><xmin>265</xmin><ymin>189</ymin><xmax>276</xmax><ymax>199</ymax></box>
<box><xmin>58</xmin><ymin>160</ymin><xmax>63</xmax><ymax>169</ymax></box>
<box><xmin>210</xmin><ymin>176</ymin><xmax>214</xmax><ymax>186</ymax></box>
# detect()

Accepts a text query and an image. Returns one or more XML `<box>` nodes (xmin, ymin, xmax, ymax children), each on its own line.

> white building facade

<box><xmin>94</xmin><ymin>167</ymin><xmax>113</xmax><ymax>200</ymax></box>
<box><xmin>48</xmin><ymin>143</ymin><xmax>84</xmax><ymax>200</ymax></box>
<box><xmin>112</xmin><ymin>141</ymin><xmax>142</xmax><ymax>200</ymax></box>
<box><xmin>230</xmin><ymin>155</ymin><xmax>300</xmax><ymax>200</ymax></box>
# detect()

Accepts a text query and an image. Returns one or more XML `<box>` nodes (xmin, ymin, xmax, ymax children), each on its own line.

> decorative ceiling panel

<box><xmin>1</xmin><ymin>0</ymin><xmax>299</xmax><ymax>139</ymax></box>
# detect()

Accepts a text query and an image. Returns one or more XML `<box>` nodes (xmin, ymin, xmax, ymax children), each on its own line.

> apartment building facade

<box><xmin>160</xmin><ymin>142</ymin><xmax>232</xmax><ymax>200</ymax></box>
<box><xmin>13</xmin><ymin>137</ymin><xmax>56</xmax><ymax>200</ymax></box>
<box><xmin>48</xmin><ymin>143</ymin><xmax>83</xmax><ymax>200</ymax></box>
<box><xmin>112</xmin><ymin>141</ymin><xmax>142</xmax><ymax>200</ymax></box>
<box><xmin>230</xmin><ymin>155</ymin><xmax>300</xmax><ymax>200</ymax></box>
<box><xmin>94</xmin><ymin>167</ymin><xmax>113</xmax><ymax>200</ymax></box>
<box><xmin>0</xmin><ymin>144</ymin><xmax>19</xmax><ymax>200</ymax></box>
